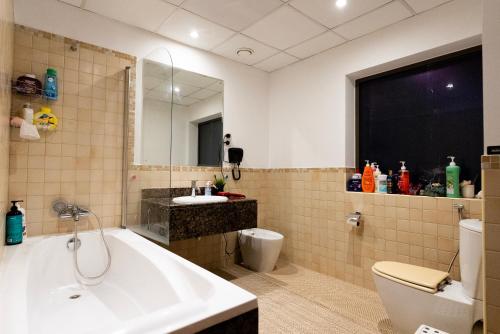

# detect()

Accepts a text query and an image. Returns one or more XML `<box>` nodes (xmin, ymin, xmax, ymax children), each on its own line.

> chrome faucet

<box><xmin>52</xmin><ymin>200</ymin><xmax>90</xmax><ymax>222</ymax></box>
<box><xmin>191</xmin><ymin>180</ymin><xmax>199</xmax><ymax>197</ymax></box>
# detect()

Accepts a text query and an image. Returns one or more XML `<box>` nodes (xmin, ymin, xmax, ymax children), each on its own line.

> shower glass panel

<box><xmin>126</xmin><ymin>48</ymin><xmax>174</xmax><ymax>245</ymax></box>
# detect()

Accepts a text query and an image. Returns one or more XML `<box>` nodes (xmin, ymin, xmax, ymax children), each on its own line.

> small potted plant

<box><xmin>214</xmin><ymin>175</ymin><xmax>226</xmax><ymax>194</ymax></box>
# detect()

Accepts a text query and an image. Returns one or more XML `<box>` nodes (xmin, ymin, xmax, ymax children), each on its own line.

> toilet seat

<box><xmin>372</xmin><ymin>261</ymin><xmax>449</xmax><ymax>293</ymax></box>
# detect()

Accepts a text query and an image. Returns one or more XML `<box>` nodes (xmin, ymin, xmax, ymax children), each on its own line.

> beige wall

<box><xmin>8</xmin><ymin>26</ymin><xmax>134</xmax><ymax>236</ymax></box>
<box><xmin>263</xmin><ymin>169</ymin><xmax>481</xmax><ymax>290</ymax></box>
<box><xmin>482</xmin><ymin>156</ymin><xmax>500</xmax><ymax>333</ymax></box>
<box><xmin>0</xmin><ymin>0</ymin><xmax>14</xmax><ymax>257</ymax></box>
<box><xmin>126</xmin><ymin>165</ymin><xmax>481</xmax><ymax>290</ymax></box>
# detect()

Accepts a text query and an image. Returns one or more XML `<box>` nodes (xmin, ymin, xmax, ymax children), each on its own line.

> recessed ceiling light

<box><xmin>190</xmin><ymin>30</ymin><xmax>199</xmax><ymax>39</ymax></box>
<box><xmin>174</xmin><ymin>87</ymin><xmax>180</xmax><ymax>93</ymax></box>
<box><xmin>335</xmin><ymin>0</ymin><xmax>347</xmax><ymax>9</ymax></box>
<box><xmin>446</xmin><ymin>83</ymin><xmax>454</xmax><ymax>89</ymax></box>
<box><xmin>236</xmin><ymin>47</ymin><xmax>255</xmax><ymax>56</ymax></box>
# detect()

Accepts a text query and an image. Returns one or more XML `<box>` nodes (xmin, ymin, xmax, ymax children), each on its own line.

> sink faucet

<box><xmin>191</xmin><ymin>180</ymin><xmax>199</xmax><ymax>197</ymax></box>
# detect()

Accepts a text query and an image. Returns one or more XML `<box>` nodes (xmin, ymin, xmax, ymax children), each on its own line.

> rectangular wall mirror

<box><xmin>141</xmin><ymin>59</ymin><xmax>224</xmax><ymax>167</ymax></box>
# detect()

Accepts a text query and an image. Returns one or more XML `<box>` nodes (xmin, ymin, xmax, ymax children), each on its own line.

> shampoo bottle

<box><xmin>362</xmin><ymin>160</ymin><xmax>375</xmax><ymax>193</ymax></box>
<box><xmin>44</xmin><ymin>68</ymin><xmax>58</xmax><ymax>100</ymax></box>
<box><xmin>15</xmin><ymin>201</ymin><xmax>26</xmax><ymax>239</ymax></box>
<box><xmin>387</xmin><ymin>170</ymin><xmax>393</xmax><ymax>194</ymax></box>
<box><xmin>378</xmin><ymin>174</ymin><xmax>388</xmax><ymax>193</ymax></box>
<box><xmin>446</xmin><ymin>156</ymin><xmax>461</xmax><ymax>198</ymax></box>
<box><xmin>398</xmin><ymin>161</ymin><xmax>410</xmax><ymax>195</ymax></box>
<box><xmin>6</xmin><ymin>200</ymin><xmax>23</xmax><ymax>245</ymax></box>
<box><xmin>374</xmin><ymin>165</ymin><xmax>382</xmax><ymax>192</ymax></box>
<box><xmin>347</xmin><ymin>169</ymin><xmax>362</xmax><ymax>192</ymax></box>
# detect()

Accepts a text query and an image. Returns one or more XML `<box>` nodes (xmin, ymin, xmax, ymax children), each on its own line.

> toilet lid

<box><xmin>372</xmin><ymin>261</ymin><xmax>449</xmax><ymax>294</ymax></box>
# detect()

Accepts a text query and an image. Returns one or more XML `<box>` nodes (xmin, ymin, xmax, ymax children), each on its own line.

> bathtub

<box><xmin>0</xmin><ymin>228</ymin><xmax>257</xmax><ymax>334</ymax></box>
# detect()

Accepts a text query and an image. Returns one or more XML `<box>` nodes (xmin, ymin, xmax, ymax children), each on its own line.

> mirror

<box><xmin>140</xmin><ymin>60</ymin><xmax>224</xmax><ymax>167</ymax></box>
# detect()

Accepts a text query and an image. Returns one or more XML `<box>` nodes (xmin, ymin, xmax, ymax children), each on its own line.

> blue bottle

<box><xmin>6</xmin><ymin>200</ymin><xmax>23</xmax><ymax>245</ymax></box>
<box><xmin>44</xmin><ymin>68</ymin><xmax>58</xmax><ymax>100</ymax></box>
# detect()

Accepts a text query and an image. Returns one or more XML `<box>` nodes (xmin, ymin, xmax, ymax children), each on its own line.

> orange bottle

<box><xmin>361</xmin><ymin>160</ymin><xmax>375</xmax><ymax>193</ymax></box>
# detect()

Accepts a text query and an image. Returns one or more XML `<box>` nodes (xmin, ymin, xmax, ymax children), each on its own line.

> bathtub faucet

<box><xmin>52</xmin><ymin>200</ymin><xmax>90</xmax><ymax>221</ymax></box>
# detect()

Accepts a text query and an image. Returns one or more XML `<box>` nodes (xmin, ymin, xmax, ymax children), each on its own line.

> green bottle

<box><xmin>6</xmin><ymin>200</ymin><xmax>23</xmax><ymax>245</ymax></box>
<box><xmin>446</xmin><ymin>156</ymin><xmax>461</xmax><ymax>198</ymax></box>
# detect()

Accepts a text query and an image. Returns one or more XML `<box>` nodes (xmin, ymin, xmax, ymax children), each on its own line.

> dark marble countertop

<box><xmin>142</xmin><ymin>197</ymin><xmax>257</xmax><ymax>208</ymax></box>
<box><xmin>140</xmin><ymin>188</ymin><xmax>258</xmax><ymax>241</ymax></box>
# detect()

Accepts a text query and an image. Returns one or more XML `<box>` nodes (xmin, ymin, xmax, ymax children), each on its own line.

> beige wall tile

<box><xmin>8</xmin><ymin>25</ymin><xmax>135</xmax><ymax>238</ymax></box>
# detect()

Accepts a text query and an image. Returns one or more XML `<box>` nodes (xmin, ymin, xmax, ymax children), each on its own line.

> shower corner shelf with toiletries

<box><xmin>10</xmin><ymin>69</ymin><xmax>59</xmax><ymax>140</ymax></box>
<box><xmin>347</xmin><ymin>156</ymin><xmax>478</xmax><ymax>199</ymax></box>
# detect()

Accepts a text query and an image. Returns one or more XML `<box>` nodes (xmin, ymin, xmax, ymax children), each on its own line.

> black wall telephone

<box><xmin>224</xmin><ymin>134</ymin><xmax>244</xmax><ymax>181</ymax></box>
<box><xmin>228</xmin><ymin>147</ymin><xmax>243</xmax><ymax>180</ymax></box>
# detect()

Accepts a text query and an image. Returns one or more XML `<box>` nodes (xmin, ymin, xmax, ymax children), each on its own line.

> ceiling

<box><xmin>143</xmin><ymin>60</ymin><xmax>223</xmax><ymax>106</ymax></box>
<box><xmin>59</xmin><ymin>0</ymin><xmax>453</xmax><ymax>72</ymax></box>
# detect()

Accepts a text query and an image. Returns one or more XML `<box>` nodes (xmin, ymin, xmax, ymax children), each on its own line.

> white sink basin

<box><xmin>172</xmin><ymin>195</ymin><xmax>229</xmax><ymax>205</ymax></box>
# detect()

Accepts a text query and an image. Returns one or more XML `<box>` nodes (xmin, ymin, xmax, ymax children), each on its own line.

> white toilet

<box><xmin>239</xmin><ymin>228</ymin><xmax>284</xmax><ymax>272</ymax></box>
<box><xmin>373</xmin><ymin>219</ymin><xmax>483</xmax><ymax>334</ymax></box>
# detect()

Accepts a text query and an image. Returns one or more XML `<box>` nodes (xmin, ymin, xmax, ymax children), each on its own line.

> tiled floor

<box><xmin>214</xmin><ymin>260</ymin><xmax>394</xmax><ymax>334</ymax></box>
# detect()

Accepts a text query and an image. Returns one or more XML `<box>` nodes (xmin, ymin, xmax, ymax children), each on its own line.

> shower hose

<box><xmin>73</xmin><ymin>211</ymin><xmax>112</xmax><ymax>285</ymax></box>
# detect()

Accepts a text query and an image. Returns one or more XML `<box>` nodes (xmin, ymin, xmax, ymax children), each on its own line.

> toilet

<box><xmin>239</xmin><ymin>228</ymin><xmax>284</xmax><ymax>272</ymax></box>
<box><xmin>373</xmin><ymin>219</ymin><xmax>483</xmax><ymax>334</ymax></box>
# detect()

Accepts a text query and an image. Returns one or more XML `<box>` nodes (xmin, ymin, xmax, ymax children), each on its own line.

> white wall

<box><xmin>268</xmin><ymin>0</ymin><xmax>482</xmax><ymax>168</ymax></box>
<box><xmin>141</xmin><ymin>99</ymin><xmax>189</xmax><ymax>166</ymax></box>
<box><xmin>483</xmin><ymin>0</ymin><xmax>500</xmax><ymax>151</ymax></box>
<box><xmin>14</xmin><ymin>0</ymin><xmax>486</xmax><ymax>169</ymax></box>
<box><xmin>13</xmin><ymin>0</ymin><xmax>270</xmax><ymax>168</ymax></box>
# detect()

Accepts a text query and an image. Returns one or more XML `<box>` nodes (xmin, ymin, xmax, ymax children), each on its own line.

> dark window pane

<box><xmin>357</xmin><ymin>48</ymin><xmax>483</xmax><ymax>191</ymax></box>
<box><xmin>198</xmin><ymin>117</ymin><xmax>223</xmax><ymax>167</ymax></box>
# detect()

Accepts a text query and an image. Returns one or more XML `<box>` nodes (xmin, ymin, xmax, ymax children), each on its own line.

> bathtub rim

<box><xmin>0</xmin><ymin>228</ymin><xmax>257</xmax><ymax>334</ymax></box>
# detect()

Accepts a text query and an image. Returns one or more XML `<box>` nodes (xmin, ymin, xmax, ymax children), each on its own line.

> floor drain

<box><xmin>69</xmin><ymin>294</ymin><xmax>81</xmax><ymax>299</ymax></box>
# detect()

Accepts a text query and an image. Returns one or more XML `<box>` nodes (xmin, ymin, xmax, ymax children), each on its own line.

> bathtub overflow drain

<box><xmin>69</xmin><ymin>294</ymin><xmax>81</xmax><ymax>299</ymax></box>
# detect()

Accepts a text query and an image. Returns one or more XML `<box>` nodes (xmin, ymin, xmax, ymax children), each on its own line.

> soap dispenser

<box><xmin>446</xmin><ymin>156</ymin><xmax>461</xmax><ymax>198</ymax></box>
<box><xmin>6</xmin><ymin>200</ymin><xmax>23</xmax><ymax>245</ymax></box>
<box><xmin>398</xmin><ymin>161</ymin><xmax>410</xmax><ymax>195</ymax></box>
<box><xmin>374</xmin><ymin>165</ymin><xmax>382</xmax><ymax>192</ymax></box>
<box><xmin>362</xmin><ymin>160</ymin><xmax>375</xmax><ymax>193</ymax></box>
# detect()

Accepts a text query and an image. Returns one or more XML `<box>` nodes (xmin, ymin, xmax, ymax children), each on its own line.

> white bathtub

<box><xmin>0</xmin><ymin>228</ymin><xmax>257</xmax><ymax>334</ymax></box>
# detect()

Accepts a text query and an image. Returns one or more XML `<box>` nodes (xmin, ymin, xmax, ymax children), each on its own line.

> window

<box><xmin>357</xmin><ymin>47</ymin><xmax>483</xmax><ymax>191</ymax></box>
<box><xmin>198</xmin><ymin>117</ymin><xmax>223</xmax><ymax>166</ymax></box>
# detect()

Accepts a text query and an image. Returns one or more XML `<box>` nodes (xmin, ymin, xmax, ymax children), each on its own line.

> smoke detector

<box><xmin>236</xmin><ymin>48</ymin><xmax>255</xmax><ymax>56</ymax></box>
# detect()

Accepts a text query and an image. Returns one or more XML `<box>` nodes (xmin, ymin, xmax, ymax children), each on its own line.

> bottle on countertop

<box><xmin>362</xmin><ymin>160</ymin><xmax>375</xmax><ymax>193</ymax></box>
<box><xmin>446</xmin><ymin>156</ymin><xmax>461</xmax><ymax>198</ymax></box>
<box><xmin>374</xmin><ymin>165</ymin><xmax>382</xmax><ymax>192</ymax></box>
<box><xmin>387</xmin><ymin>170</ymin><xmax>394</xmax><ymax>194</ymax></box>
<box><xmin>347</xmin><ymin>169</ymin><xmax>362</xmax><ymax>192</ymax></box>
<box><xmin>205</xmin><ymin>181</ymin><xmax>212</xmax><ymax>196</ymax></box>
<box><xmin>6</xmin><ymin>200</ymin><xmax>23</xmax><ymax>245</ymax></box>
<box><xmin>378</xmin><ymin>174</ymin><xmax>388</xmax><ymax>193</ymax></box>
<box><xmin>398</xmin><ymin>161</ymin><xmax>410</xmax><ymax>195</ymax></box>
<box><xmin>15</xmin><ymin>201</ymin><xmax>26</xmax><ymax>239</ymax></box>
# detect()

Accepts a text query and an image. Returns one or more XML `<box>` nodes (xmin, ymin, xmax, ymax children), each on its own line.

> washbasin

<box><xmin>172</xmin><ymin>195</ymin><xmax>229</xmax><ymax>205</ymax></box>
